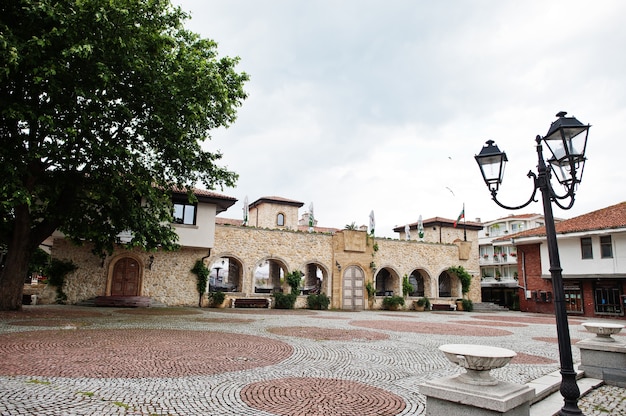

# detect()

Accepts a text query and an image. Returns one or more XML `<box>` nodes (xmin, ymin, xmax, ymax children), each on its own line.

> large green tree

<box><xmin>0</xmin><ymin>0</ymin><xmax>248</xmax><ymax>310</ymax></box>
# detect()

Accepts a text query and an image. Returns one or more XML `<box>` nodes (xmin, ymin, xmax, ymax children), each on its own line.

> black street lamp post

<box><xmin>475</xmin><ymin>112</ymin><xmax>590</xmax><ymax>416</ymax></box>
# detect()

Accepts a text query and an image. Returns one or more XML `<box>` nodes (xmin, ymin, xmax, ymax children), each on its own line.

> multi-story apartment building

<box><xmin>478</xmin><ymin>214</ymin><xmax>556</xmax><ymax>308</ymax></box>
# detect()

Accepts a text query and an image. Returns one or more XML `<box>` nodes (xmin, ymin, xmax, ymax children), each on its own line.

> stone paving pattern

<box><xmin>0</xmin><ymin>305</ymin><xmax>624</xmax><ymax>415</ymax></box>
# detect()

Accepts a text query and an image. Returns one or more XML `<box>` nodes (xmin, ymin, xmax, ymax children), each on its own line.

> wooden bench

<box><xmin>95</xmin><ymin>296</ymin><xmax>151</xmax><ymax>308</ymax></box>
<box><xmin>233</xmin><ymin>298</ymin><xmax>269</xmax><ymax>308</ymax></box>
<box><xmin>431</xmin><ymin>303</ymin><xmax>455</xmax><ymax>311</ymax></box>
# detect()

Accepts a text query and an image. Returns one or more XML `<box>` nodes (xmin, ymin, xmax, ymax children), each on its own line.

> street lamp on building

<box><xmin>475</xmin><ymin>111</ymin><xmax>590</xmax><ymax>416</ymax></box>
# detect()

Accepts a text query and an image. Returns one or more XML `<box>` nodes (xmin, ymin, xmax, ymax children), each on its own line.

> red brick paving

<box><xmin>510</xmin><ymin>352</ymin><xmax>557</xmax><ymax>365</ymax></box>
<box><xmin>350</xmin><ymin>320</ymin><xmax>513</xmax><ymax>336</ymax></box>
<box><xmin>241</xmin><ymin>377</ymin><xmax>406</xmax><ymax>416</ymax></box>
<box><xmin>267</xmin><ymin>326</ymin><xmax>389</xmax><ymax>341</ymax></box>
<box><xmin>0</xmin><ymin>329</ymin><xmax>293</xmax><ymax>378</ymax></box>
<box><xmin>452</xmin><ymin>319</ymin><xmax>528</xmax><ymax>327</ymax></box>
<box><xmin>533</xmin><ymin>336</ymin><xmax>582</xmax><ymax>344</ymax></box>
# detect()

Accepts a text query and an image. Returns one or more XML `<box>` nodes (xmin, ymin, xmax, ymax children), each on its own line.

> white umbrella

<box><xmin>418</xmin><ymin>215</ymin><xmax>424</xmax><ymax>241</ymax></box>
<box><xmin>308</xmin><ymin>202</ymin><xmax>314</xmax><ymax>232</ymax></box>
<box><xmin>243</xmin><ymin>195</ymin><xmax>249</xmax><ymax>226</ymax></box>
<box><xmin>405</xmin><ymin>224</ymin><xmax>411</xmax><ymax>241</ymax></box>
<box><xmin>369</xmin><ymin>210</ymin><xmax>375</xmax><ymax>236</ymax></box>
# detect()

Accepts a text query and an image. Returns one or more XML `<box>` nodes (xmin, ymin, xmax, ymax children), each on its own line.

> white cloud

<box><xmin>177</xmin><ymin>0</ymin><xmax>626</xmax><ymax>237</ymax></box>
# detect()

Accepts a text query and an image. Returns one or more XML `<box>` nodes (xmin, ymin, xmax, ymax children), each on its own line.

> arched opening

<box><xmin>254</xmin><ymin>259</ymin><xmax>287</xmax><ymax>293</ymax></box>
<box><xmin>209</xmin><ymin>257</ymin><xmax>242</xmax><ymax>293</ymax></box>
<box><xmin>375</xmin><ymin>267</ymin><xmax>398</xmax><ymax>296</ymax></box>
<box><xmin>408</xmin><ymin>269</ymin><xmax>426</xmax><ymax>297</ymax></box>
<box><xmin>438</xmin><ymin>272</ymin><xmax>451</xmax><ymax>298</ymax></box>
<box><xmin>303</xmin><ymin>262</ymin><xmax>326</xmax><ymax>294</ymax></box>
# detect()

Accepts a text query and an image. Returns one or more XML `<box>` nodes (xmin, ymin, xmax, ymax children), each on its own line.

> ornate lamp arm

<box><xmin>489</xmin><ymin>171</ymin><xmax>539</xmax><ymax>211</ymax></box>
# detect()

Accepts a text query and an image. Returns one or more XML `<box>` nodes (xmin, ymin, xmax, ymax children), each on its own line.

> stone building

<box><xmin>47</xmin><ymin>193</ymin><xmax>481</xmax><ymax>309</ymax></box>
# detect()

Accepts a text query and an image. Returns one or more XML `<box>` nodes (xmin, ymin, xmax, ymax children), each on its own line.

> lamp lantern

<box><xmin>543</xmin><ymin>111</ymin><xmax>590</xmax><ymax>186</ymax></box>
<box><xmin>475</xmin><ymin>139</ymin><xmax>508</xmax><ymax>192</ymax></box>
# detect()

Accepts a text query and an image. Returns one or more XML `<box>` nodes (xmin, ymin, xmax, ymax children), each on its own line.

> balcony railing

<box><xmin>480</xmin><ymin>254</ymin><xmax>517</xmax><ymax>265</ymax></box>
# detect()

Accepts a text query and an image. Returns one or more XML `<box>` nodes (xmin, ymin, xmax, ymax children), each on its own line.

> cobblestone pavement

<box><xmin>0</xmin><ymin>305</ymin><xmax>624</xmax><ymax>415</ymax></box>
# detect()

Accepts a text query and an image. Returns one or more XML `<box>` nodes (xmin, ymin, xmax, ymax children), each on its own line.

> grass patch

<box><xmin>27</xmin><ymin>379</ymin><xmax>51</xmax><ymax>385</ymax></box>
<box><xmin>78</xmin><ymin>391</ymin><xmax>95</xmax><ymax>397</ymax></box>
<box><xmin>113</xmin><ymin>401</ymin><xmax>131</xmax><ymax>409</ymax></box>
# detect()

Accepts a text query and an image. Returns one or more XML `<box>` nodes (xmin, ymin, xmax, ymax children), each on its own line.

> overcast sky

<box><xmin>173</xmin><ymin>0</ymin><xmax>626</xmax><ymax>237</ymax></box>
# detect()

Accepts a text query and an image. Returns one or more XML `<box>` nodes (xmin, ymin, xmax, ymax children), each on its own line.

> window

<box><xmin>594</xmin><ymin>281</ymin><xmax>622</xmax><ymax>315</ymax></box>
<box><xmin>173</xmin><ymin>202</ymin><xmax>196</xmax><ymax>225</ymax></box>
<box><xmin>511</xmin><ymin>223</ymin><xmax>524</xmax><ymax>233</ymax></box>
<box><xmin>276</xmin><ymin>213</ymin><xmax>285</xmax><ymax>226</ymax></box>
<box><xmin>580</xmin><ymin>237</ymin><xmax>593</xmax><ymax>259</ymax></box>
<box><xmin>600</xmin><ymin>236</ymin><xmax>613</xmax><ymax>259</ymax></box>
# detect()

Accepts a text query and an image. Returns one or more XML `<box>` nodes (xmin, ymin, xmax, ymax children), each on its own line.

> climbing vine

<box><xmin>191</xmin><ymin>260</ymin><xmax>210</xmax><ymax>307</ymax></box>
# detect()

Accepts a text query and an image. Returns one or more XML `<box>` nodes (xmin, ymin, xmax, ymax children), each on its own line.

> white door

<box><xmin>342</xmin><ymin>266</ymin><xmax>364</xmax><ymax>310</ymax></box>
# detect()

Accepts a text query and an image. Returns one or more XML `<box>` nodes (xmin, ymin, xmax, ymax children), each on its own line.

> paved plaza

<box><xmin>0</xmin><ymin>305</ymin><xmax>625</xmax><ymax>415</ymax></box>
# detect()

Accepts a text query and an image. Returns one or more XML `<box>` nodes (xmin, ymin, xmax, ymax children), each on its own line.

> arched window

<box><xmin>277</xmin><ymin>213</ymin><xmax>285</xmax><ymax>226</ymax></box>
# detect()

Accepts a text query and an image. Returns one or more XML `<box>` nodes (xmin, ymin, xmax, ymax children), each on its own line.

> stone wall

<box><xmin>50</xmin><ymin>224</ymin><xmax>481</xmax><ymax>308</ymax></box>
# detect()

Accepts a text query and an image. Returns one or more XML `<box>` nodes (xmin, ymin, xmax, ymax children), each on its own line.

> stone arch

<box><xmin>208</xmin><ymin>254</ymin><xmax>243</xmax><ymax>293</ymax></box>
<box><xmin>106</xmin><ymin>252</ymin><xmax>146</xmax><ymax>296</ymax></box>
<box><xmin>407</xmin><ymin>268</ymin><xmax>431</xmax><ymax>298</ymax></box>
<box><xmin>374</xmin><ymin>266</ymin><xmax>401</xmax><ymax>297</ymax></box>
<box><xmin>299</xmin><ymin>261</ymin><xmax>330</xmax><ymax>295</ymax></box>
<box><xmin>253</xmin><ymin>257</ymin><xmax>288</xmax><ymax>294</ymax></box>
<box><xmin>437</xmin><ymin>269</ymin><xmax>462</xmax><ymax>298</ymax></box>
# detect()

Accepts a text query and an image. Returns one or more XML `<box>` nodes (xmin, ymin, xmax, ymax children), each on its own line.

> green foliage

<box><xmin>273</xmin><ymin>292</ymin><xmax>297</xmax><ymax>309</ymax></box>
<box><xmin>208</xmin><ymin>291</ymin><xmax>225</xmax><ymax>307</ymax></box>
<box><xmin>28</xmin><ymin>248</ymin><xmax>50</xmax><ymax>276</ymax></box>
<box><xmin>44</xmin><ymin>259</ymin><xmax>77</xmax><ymax>303</ymax></box>
<box><xmin>285</xmin><ymin>270</ymin><xmax>303</xmax><ymax>294</ymax></box>
<box><xmin>461</xmin><ymin>298</ymin><xmax>474</xmax><ymax>312</ymax></box>
<box><xmin>402</xmin><ymin>274</ymin><xmax>414</xmax><ymax>297</ymax></box>
<box><xmin>365</xmin><ymin>281</ymin><xmax>376</xmax><ymax>298</ymax></box>
<box><xmin>382</xmin><ymin>295</ymin><xmax>405</xmax><ymax>310</ymax></box>
<box><xmin>191</xmin><ymin>260</ymin><xmax>209</xmax><ymax>307</ymax></box>
<box><xmin>448</xmin><ymin>265</ymin><xmax>472</xmax><ymax>294</ymax></box>
<box><xmin>416</xmin><ymin>296</ymin><xmax>431</xmax><ymax>309</ymax></box>
<box><xmin>307</xmin><ymin>293</ymin><xmax>330</xmax><ymax>310</ymax></box>
<box><xmin>0</xmin><ymin>0</ymin><xmax>248</xmax><ymax>309</ymax></box>
<box><xmin>344</xmin><ymin>222</ymin><xmax>357</xmax><ymax>230</ymax></box>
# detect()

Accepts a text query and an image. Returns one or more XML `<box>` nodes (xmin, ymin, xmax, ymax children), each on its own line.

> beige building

<box><xmin>47</xmin><ymin>194</ymin><xmax>481</xmax><ymax>309</ymax></box>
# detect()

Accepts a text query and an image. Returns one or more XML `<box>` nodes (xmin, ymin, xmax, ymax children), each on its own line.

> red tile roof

<box><xmin>502</xmin><ymin>201</ymin><xmax>626</xmax><ymax>239</ymax></box>
<box><xmin>249</xmin><ymin>196</ymin><xmax>304</xmax><ymax>208</ymax></box>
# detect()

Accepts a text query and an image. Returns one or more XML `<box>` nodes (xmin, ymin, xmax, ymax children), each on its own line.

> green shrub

<box><xmin>448</xmin><ymin>265</ymin><xmax>472</xmax><ymax>294</ymax></box>
<box><xmin>285</xmin><ymin>270</ymin><xmax>303</xmax><ymax>294</ymax></box>
<box><xmin>273</xmin><ymin>292</ymin><xmax>297</xmax><ymax>309</ymax></box>
<box><xmin>382</xmin><ymin>295</ymin><xmax>405</xmax><ymax>310</ymax></box>
<box><xmin>415</xmin><ymin>296</ymin><xmax>431</xmax><ymax>309</ymax></box>
<box><xmin>191</xmin><ymin>260</ymin><xmax>210</xmax><ymax>307</ymax></box>
<box><xmin>365</xmin><ymin>281</ymin><xmax>376</xmax><ymax>298</ymax></box>
<box><xmin>307</xmin><ymin>293</ymin><xmax>330</xmax><ymax>310</ymax></box>
<box><xmin>461</xmin><ymin>298</ymin><xmax>474</xmax><ymax>312</ymax></box>
<box><xmin>208</xmin><ymin>291</ymin><xmax>226</xmax><ymax>307</ymax></box>
<box><xmin>45</xmin><ymin>259</ymin><xmax>77</xmax><ymax>303</ymax></box>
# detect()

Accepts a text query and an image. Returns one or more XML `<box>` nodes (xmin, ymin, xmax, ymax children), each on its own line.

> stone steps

<box><xmin>471</xmin><ymin>302</ymin><xmax>509</xmax><ymax>312</ymax></box>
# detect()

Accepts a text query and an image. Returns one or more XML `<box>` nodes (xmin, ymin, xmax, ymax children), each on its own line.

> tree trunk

<box><xmin>0</xmin><ymin>204</ymin><xmax>37</xmax><ymax>311</ymax></box>
<box><xmin>0</xmin><ymin>244</ymin><xmax>32</xmax><ymax>311</ymax></box>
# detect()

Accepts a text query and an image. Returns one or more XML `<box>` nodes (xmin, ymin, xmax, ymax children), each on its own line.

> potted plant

<box><xmin>382</xmin><ymin>295</ymin><xmax>405</xmax><ymax>311</ymax></box>
<box><xmin>455</xmin><ymin>298</ymin><xmax>464</xmax><ymax>311</ymax></box>
<box><xmin>461</xmin><ymin>298</ymin><xmax>474</xmax><ymax>312</ymax></box>
<box><xmin>415</xmin><ymin>296</ymin><xmax>430</xmax><ymax>311</ymax></box>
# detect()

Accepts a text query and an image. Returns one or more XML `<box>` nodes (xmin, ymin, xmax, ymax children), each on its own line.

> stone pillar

<box><xmin>577</xmin><ymin>322</ymin><xmax>626</xmax><ymax>387</ymax></box>
<box><xmin>421</xmin><ymin>344</ymin><xmax>534</xmax><ymax>416</ymax></box>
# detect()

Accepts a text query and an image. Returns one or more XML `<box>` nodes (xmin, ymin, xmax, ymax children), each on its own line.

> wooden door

<box><xmin>111</xmin><ymin>257</ymin><xmax>140</xmax><ymax>296</ymax></box>
<box><xmin>342</xmin><ymin>266</ymin><xmax>364</xmax><ymax>310</ymax></box>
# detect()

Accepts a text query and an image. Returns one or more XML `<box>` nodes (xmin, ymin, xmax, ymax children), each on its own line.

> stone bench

<box><xmin>432</xmin><ymin>303</ymin><xmax>455</xmax><ymax>311</ymax></box>
<box><xmin>233</xmin><ymin>298</ymin><xmax>269</xmax><ymax>308</ymax></box>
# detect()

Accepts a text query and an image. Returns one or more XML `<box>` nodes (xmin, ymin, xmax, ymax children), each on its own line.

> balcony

<box><xmin>480</xmin><ymin>253</ymin><xmax>517</xmax><ymax>265</ymax></box>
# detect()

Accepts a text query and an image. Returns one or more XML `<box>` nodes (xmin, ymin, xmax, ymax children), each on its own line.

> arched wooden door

<box><xmin>111</xmin><ymin>257</ymin><xmax>141</xmax><ymax>296</ymax></box>
<box><xmin>342</xmin><ymin>266</ymin><xmax>364</xmax><ymax>310</ymax></box>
